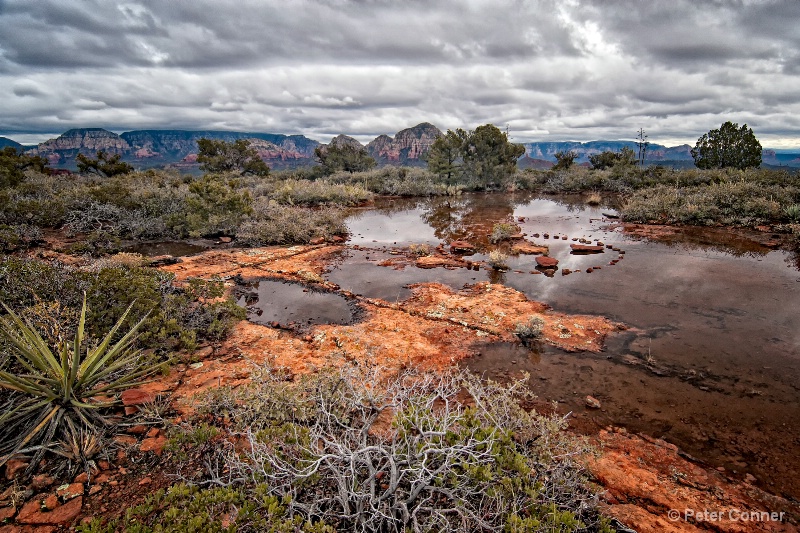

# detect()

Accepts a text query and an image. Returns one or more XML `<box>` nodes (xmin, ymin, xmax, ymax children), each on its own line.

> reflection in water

<box><xmin>468</xmin><ymin>342</ymin><xmax>543</xmax><ymax>376</ymax></box>
<box><xmin>486</xmin><ymin>268</ymin><xmax>507</xmax><ymax>285</ymax></box>
<box><xmin>626</xmin><ymin>226</ymin><xmax>774</xmax><ymax>259</ymax></box>
<box><xmin>421</xmin><ymin>194</ymin><xmax>519</xmax><ymax>249</ymax></box>
<box><xmin>341</xmin><ymin>192</ymin><xmax>800</xmax><ymax>498</ymax></box>
<box><xmin>236</xmin><ymin>280</ymin><xmax>354</xmax><ymax>327</ymax></box>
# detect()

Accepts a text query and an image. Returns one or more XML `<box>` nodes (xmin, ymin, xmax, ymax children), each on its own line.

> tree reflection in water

<box><xmin>420</xmin><ymin>193</ymin><xmax>534</xmax><ymax>252</ymax></box>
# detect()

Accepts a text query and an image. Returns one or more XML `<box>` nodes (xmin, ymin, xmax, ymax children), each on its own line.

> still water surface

<box><xmin>333</xmin><ymin>193</ymin><xmax>800</xmax><ymax>497</ymax></box>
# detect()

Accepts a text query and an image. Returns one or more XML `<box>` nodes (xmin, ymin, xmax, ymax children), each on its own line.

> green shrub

<box><xmin>0</xmin><ymin>147</ymin><xmax>49</xmax><ymax>188</ymax></box>
<box><xmin>515</xmin><ymin>165</ymin><xmax>800</xmax><ymax>196</ymax></box>
<box><xmin>785</xmin><ymin>204</ymin><xmax>800</xmax><ymax>222</ymax></box>
<box><xmin>535</xmin><ymin>167</ymin><xmax>610</xmax><ymax>194</ymax></box>
<box><xmin>0</xmin><ymin>224</ymin><xmax>41</xmax><ymax>252</ymax></box>
<box><xmin>168</xmin><ymin>174</ymin><xmax>253</xmax><ymax>238</ymax></box>
<box><xmin>237</xmin><ymin>200</ymin><xmax>346</xmax><ymax>246</ymax></box>
<box><xmin>268</xmin><ymin>179</ymin><xmax>372</xmax><ymax>206</ymax></box>
<box><xmin>329</xmin><ymin>166</ymin><xmax>450</xmax><ymax>196</ymax></box>
<box><xmin>183</xmin><ymin>365</ymin><xmax>611</xmax><ymax>532</ymax></box>
<box><xmin>76</xmin><ymin>150</ymin><xmax>134</xmax><ymax>177</ymax></box>
<box><xmin>77</xmin><ymin>483</ymin><xmax>333</xmax><ymax>533</ymax></box>
<box><xmin>197</xmin><ymin>138</ymin><xmax>271</xmax><ymax>177</ymax></box>
<box><xmin>515</xmin><ymin>316</ymin><xmax>545</xmax><ymax>343</ymax></box>
<box><xmin>490</xmin><ymin>222</ymin><xmax>520</xmax><ymax>243</ymax></box>
<box><xmin>621</xmin><ymin>181</ymin><xmax>800</xmax><ymax>226</ymax></box>
<box><xmin>68</xmin><ymin>230</ymin><xmax>122</xmax><ymax>257</ymax></box>
<box><xmin>0</xmin><ymin>172</ymin><xmax>71</xmax><ymax>227</ymax></box>
<box><xmin>0</xmin><ymin>258</ymin><xmax>243</xmax><ymax>351</ymax></box>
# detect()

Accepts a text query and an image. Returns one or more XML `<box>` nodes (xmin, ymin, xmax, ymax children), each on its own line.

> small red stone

<box><xmin>120</xmin><ymin>389</ymin><xmax>154</xmax><ymax>407</ymax></box>
<box><xmin>535</xmin><ymin>256</ymin><xmax>559</xmax><ymax>268</ymax></box>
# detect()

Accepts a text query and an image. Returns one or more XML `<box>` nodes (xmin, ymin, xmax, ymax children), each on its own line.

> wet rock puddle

<box><xmin>235</xmin><ymin>279</ymin><xmax>358</xmax><ymax>329</ymax></box>
<box><xmin>225</xmin><ymin>192</ymin><xmax>800</xmax><ymax>498</ymax></box>
<box><xmin>337</xmin><ymin>192</ymin><xmax>800</xmax><ymax>498</ymax></box>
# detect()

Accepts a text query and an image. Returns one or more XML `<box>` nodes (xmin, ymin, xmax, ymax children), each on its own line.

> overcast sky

<box><xmin>1</xmin><ymin>0</ymin><xmax>799</xmax><ymax>147</ymax></box>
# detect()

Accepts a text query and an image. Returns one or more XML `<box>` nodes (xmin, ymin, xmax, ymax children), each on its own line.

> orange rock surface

<box><xmin>592</xmin><ymin>428</ymin><xmax>799</xmax><ymax>532</ymax></box>
<box><xmin>510</xmin><ymin>240</ymin><xmax>549</xmax><ymax>255</ymax></box>
<box><xmin>150</xmin><ymin>245</ymin><xmax>621</xmax><ymax>405</ymax></box>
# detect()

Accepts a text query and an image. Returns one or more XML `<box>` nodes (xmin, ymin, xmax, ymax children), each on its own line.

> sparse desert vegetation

<box><xmin>80</xmin><ymin>365</ymin><xmax>613</xmax><ymax>532</ymax></box>
<box><xmin>490</xmin><ymin>221</ymin><xmax>520</xmax><ymax>243</ymax></box>
<box><xmin>488</xmin><ymin>249</ymin><xmax>509</xmax><ymax>270</ymax></box>
<box><xmin>516</xmin><ymin>165</ymin><xmax>800</xmax><ymax>237</ymax></box>
<box><xmin>1</xmin><ymin>131</ymin><xmax>799</xmax><ymax>531</ymax></box>
<box><xmin>515</xmin><ymin>316</ymin><xmax>546</xmax><ymax>344</ymax></box>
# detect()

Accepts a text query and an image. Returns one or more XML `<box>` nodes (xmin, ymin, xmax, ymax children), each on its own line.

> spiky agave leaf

<box><xmin>0</xmin><ymin>293</ymin><xmax>164</xmax><ymax>468</ymax></box>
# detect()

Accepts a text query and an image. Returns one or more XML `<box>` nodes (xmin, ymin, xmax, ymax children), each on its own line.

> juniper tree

<box><xmin>691</xmin><ymin>121</ymin><xmax>762</xmax><ymax>170</ymax></box>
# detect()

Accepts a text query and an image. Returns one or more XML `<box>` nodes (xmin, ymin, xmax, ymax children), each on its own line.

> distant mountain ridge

<box><xmin>0</xmin><ymin>137</ymin><xmax>24</xmax><ymax>150</ymax></box>
<box><xmin>521</xmin><ymin>140</ymin><xmax>694</xmax><ymax>163</ymax></box>
<box><xmin>28</xmin><ymin>128</ymin><xmax>320</xmax><ymax>170</ymax></box>
<box><xmin>15</xmin><ymin>126</ymin><xmax>800</xmax><ymax>170</ymax></box>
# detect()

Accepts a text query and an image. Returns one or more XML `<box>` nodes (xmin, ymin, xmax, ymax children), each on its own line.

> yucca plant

<box><xmin>0</xmin><ymin>294</ymin><xmax>161</xmax><ymax>469</ymax></box>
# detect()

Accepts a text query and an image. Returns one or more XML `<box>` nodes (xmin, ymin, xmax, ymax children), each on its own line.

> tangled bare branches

<box><xmin>187</xmin><ymin>364</ymin><xmax>610</xmax><ymax>532</ymax></box>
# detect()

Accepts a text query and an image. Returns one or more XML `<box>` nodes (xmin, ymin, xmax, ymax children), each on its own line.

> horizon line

<box><xmin>3</xmin><ymin>127</ymin><xmax>800</xmax><ymax>152</ymax></box>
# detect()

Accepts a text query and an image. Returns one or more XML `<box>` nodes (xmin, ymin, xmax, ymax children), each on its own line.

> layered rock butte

<box><xmin>366</xmin><ymin>122</ymin><xmax>442</xmax><ymax>166</ymax></box>
<box><xmin>24</xmin><ymin>123</ymin><xmax>444</xmax><ymax>171</ymax></box>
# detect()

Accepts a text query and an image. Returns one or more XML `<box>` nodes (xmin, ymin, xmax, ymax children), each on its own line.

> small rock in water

<box><xmin>536</xmin><ymin>256</ymin><xmax>559</xmax><ymax>268</ymax></box>
<box><xmin>450</xmin><ymin>240</ymin><xmax>476</xmax><ymax>253</ymax></box>
<box><xmin>585</xmin><ymin>396</ymin><xmax>602</xmax><ymax>409</ymax></box>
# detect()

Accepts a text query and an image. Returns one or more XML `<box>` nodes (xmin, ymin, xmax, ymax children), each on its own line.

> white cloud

<box><xmin>0</xmin><ymin>0</ymin><xmax>798</xmax><ymax>147</ymax></box>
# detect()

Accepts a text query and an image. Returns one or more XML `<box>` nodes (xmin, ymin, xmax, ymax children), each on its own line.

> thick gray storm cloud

<box><xmin>1</xmin><ymin>0</ymin><xmax>798</xmax><ymax>146</ymax></box>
